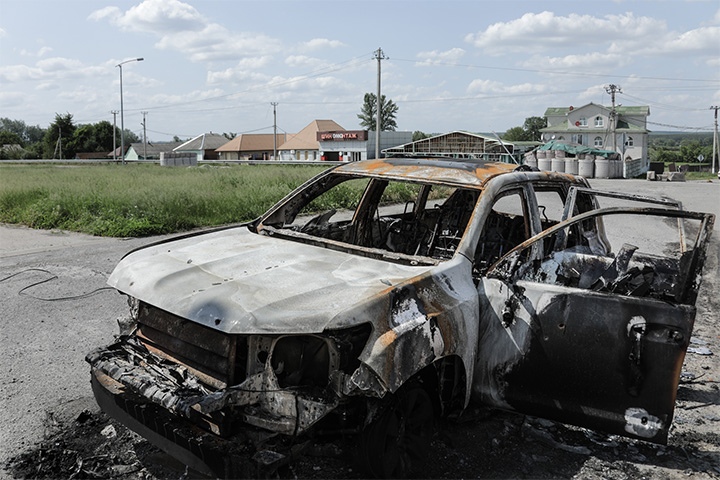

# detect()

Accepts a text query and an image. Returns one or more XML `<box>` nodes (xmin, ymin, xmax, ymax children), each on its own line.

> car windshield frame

<box><xmin>255</xmin><ymin>170</ymin><xmax>485</xmax><ymax>266</ymax></box>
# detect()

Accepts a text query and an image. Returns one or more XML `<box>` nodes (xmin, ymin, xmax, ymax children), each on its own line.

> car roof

<box><xmin>334</xmin><ymin>156</ymin><xmax>523</xmax><ymax>189</ymax></box>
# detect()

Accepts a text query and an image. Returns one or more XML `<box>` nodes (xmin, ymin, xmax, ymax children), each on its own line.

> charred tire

<box><xmin>358</xmin><ymin>385</ymin><xmax>435</xmax><ymax>478</ymax></box>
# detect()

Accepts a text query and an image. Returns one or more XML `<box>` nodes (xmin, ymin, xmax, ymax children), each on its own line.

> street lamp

<box><xmin>116</xmin><ymin>57</ymin><xmax>144</xmax><ymax>165</ymax></box>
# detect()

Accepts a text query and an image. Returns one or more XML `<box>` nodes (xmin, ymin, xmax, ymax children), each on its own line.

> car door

<box><xmin>473</xmin><ymin>191</ymin><xmax>714</xmax><ymax>444</ymax></box>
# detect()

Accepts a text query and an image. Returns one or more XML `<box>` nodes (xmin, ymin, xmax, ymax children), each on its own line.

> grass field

<box><xmin>0</xmin><ymin>164</ymin><xmax>332</xmax><ymax>237</ymax></box>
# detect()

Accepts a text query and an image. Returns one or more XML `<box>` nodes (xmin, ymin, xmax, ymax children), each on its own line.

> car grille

<box><xmin>136</xmin><ymin>302</ymin><xmax>247</xmax><ymax>389</ymax></box>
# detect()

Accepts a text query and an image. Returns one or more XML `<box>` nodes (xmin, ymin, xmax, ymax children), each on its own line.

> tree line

<box><xmin>0</xmin><ymin>113</ymin><xmax>141</xmax><ymax>160</ymax></box>
<box><xmin>648</xmin><ymin>133</ymin><xmax>715</xmax><ymax>165</ymax></box>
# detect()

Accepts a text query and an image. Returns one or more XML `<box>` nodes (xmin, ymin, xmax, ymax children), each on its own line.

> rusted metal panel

<box><xmin>475</xmin><ymin>278</ymin><xmax>695</xmax><ymax>443</ymax></box>
<box><xmin>336</xmin><ymin>158</ymin><xmax>518</xmax><ymax>188</ymax></box>
<box><xmin>108</xmin><ymin>227</ymin><xmax>434</xmax><ymax>335</ymax></box>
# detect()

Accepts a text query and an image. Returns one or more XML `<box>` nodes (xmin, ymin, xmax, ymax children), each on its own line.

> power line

<box><xmin>124</xmin><ymin>53</ymin><xmax>374</xmax><ymax>114</ymax></box>
<box><xmin>645</xmin><ymin>120</ymin><xmax>712</xmax><ymax>131</ymax></box>
<box><xmin>397</xmin><ymin>89</ymin><xmax>590</xmax><ymax>104</ymax></box>
<box><xmin>620</xmin><ymin>92</ymin><xmax>709</xmax><ymax>112</ymax></box>
<box><xmin>392</xmin><ymin>57</ymin><xmax>720</xmax><ymax>84</ymax></box>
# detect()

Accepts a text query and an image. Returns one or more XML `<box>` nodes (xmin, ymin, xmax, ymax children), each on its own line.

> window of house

<box><xmin>571</xmin><ymin>134</ymin><xmax>586</xmax><ymax>145</ymax></box>
<box><xmin>595</xmin><ymin>116</ymin><xmax>604</xmax><ymax>127</ymax></box>
<box><xmin>625</xmin><ymin>136</ymin><xmax>634</xmax><ymax>147</ymax></box>
<box><xmin>579</xmin><ymin>117</ymin><xmax>587</xmax><ymax>127</ymax></box>
<box><xmin>594</xmin><ymin>136</ymin><xmax>603</xmax><ymax>147</ymax></box>
<box><xmin>557</xmin><ymin>136</ymin><xmax>565</xmax><ymax>141</ymax></box>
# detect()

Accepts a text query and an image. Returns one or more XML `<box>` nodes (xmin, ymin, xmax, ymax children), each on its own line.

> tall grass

<box><xmin>0</xmin><ymin>164</ymin><xmax>329</xmax><ymax>237</ymax></box>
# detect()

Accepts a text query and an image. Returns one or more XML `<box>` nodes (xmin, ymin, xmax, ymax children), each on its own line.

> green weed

<box><xmin>0</xmin><ymin>164</ymin><xmax>329</xmax><ymax>237</ymax></box>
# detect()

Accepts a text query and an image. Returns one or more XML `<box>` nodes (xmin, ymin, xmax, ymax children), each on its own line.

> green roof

<box><xmin>544</xmin><ymin>104</ymin><xmax>649</xmax><ymax>116</ymax></box>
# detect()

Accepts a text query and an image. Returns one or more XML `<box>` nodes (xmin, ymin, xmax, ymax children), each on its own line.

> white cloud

<box><xmin>20</xmin><ymin>46</ymin><xmax>53</xmax><ymax>58</ymax></box>
<box><xmin>149</xmin><ymin>88</ymin><xmax>227</xmax><ymax>106</ymax></box>
<box><xmin>0</xmin><ymin>28</ymin><xmax>7</xmax><ymax>39</ymax></box>
<box><xmin>37</xmin><ymin>82</ymin><xmax>60</xmax><ymax>91</ymax></box>
<box><xmin>638</xmin><ymin>25</ymin><xmax>720</xmax><ymax>55</ymax></box>
<box><xmin>90</xmin><ymin>0</ymin><xmax>282</xmax><ymax>64</ymax></box>
<box><xmin>522</xmin><ymin>52</ymin><xmax>630</xmax><ymax>71</ymax></box>
<box><xmin>206</xmin><ymin>68</ymin><xmax>270</xmax><ymax>85</ymax></box>
<box><xmin>465</xmin><ymin>11</ymin><xmax>666</xmax><ymax>55</ymax></box>
<box><xmin>111</xmin><ymin>0</ymin><xmax>206</xmax><ymax>34</ymax></box>
<box><xmin>466</xmin><ymin>79</ymin><xmax>546</xmax><ymax>95</ymax></box>
<box><xmin>0</xmin><ymin>57</ymin><xmax>115</xmax><ymax>84</ymax></box>
<box><xmin>87</xmin><ymin>6</ymin><xmax>121</xmax><ymax>22</ymax></box>
<box><xmin>36</xmin><ymin>57</ymin><xmax>84</xmax><ymax>72</ymax></box>
<box><xmin>285</xmin><ymin>55</ymin><xmax>326</xmax><ymax>69</ymax></box>
<box><xmin>301</xmin><ymin>38</ymin><xmax>346</xmax><ymax>51</ymax></box>
<box><xmin>416</xmin><ymin>48</ymin><xmax>466</xmax><ymax>66</ymax></box>
<box><xmin>0</xmin><ymin>91</ymin><xmax>24</xmax><ymax>108</ymax></box>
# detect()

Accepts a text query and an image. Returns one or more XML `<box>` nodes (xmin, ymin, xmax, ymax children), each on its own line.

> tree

<box><xmin>0</xmin><ymin>130</ymin><xmax>25</xmax><ymax>147</ymax></box>
<box><xmin>43</xmin><ymin>113</ymin><xmax>77</xmax><ymax>159</ymax></box>
<box><xmin>679</xmin><ymin>140</ymin><xmax>702</xmax><ymax>162</ymax></box>
<box><xmin>357</xmin><ymin>93</ymin><xmax>398</xmax><ymax>131</ymax></box>
<box><xmin>412</xmin><ymin>131</ymin><xmax>432</xmax><ymax>142</ymax></box>
<box><xmin>0</xmin><ymin>117</ymin><xmax>46</xmax><ymax>144</ymax></box>
<box><xmin>502</xmin><ymin>116</ymin><xmax>548</xmax><ymax>142</ymax></box>
<box><xmin>522</xmin><ymin>116</ymin><xmax>547</xmax><ymax>141</ymax></box>
<box><xmin>69</xmin><ymin>121</ymin><xmax>117</xmax><ymax>154</ymax></box>
<box><xmin>503</xmin><ymin>126</ymin><xmax>530</xmax><ymax>142</ymax></box>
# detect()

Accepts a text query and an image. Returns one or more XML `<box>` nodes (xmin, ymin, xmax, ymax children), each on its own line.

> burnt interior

<box><xmin>492</xmin><ymin>211</ymin><xmax>709</xmax><ymax>304</ymax></box>
<box><xmin>258</xmin><ymin>175</ymin><xmax>481</xmax><ymax>262</ymax></box>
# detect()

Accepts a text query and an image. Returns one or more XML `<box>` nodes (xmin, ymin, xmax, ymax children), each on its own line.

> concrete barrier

<box><xmin>160</xmin><ymin>152</ymin><xmax>198</xmax><ymax>167</ymax></box>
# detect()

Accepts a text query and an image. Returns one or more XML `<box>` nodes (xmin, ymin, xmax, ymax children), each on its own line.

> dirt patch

<box><xmin>4</xmin><ymin>410</ymin><xmax>181</xmax><ymax>480</ymax></box>
<box><xmin>5</xmin><ymin>395</ymin><xmax>720</xmax><ymax>480</ymax></box>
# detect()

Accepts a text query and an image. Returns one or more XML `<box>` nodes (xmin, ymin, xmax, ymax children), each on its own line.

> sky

<box><xmin>1</xmin><ymin>0</ymin><xmax>719</xmax><ymax>142</ymax></box>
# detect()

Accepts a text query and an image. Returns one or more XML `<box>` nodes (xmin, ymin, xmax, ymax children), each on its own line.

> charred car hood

<box><xmin>108</xmin><ymin>227</ymin><xmax>432</xmax><ymax>334</ymax></box>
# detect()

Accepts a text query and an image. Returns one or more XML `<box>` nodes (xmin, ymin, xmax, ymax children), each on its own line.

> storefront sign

<box><xmin>317</xmin><ymin>130</ymin><xmax>368</xmax><ymax>142</ymax></box>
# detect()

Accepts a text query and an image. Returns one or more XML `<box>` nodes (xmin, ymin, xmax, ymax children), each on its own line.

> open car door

<box><xmin>475</xmin><ymin>197</ymin><xmax>714</xmax><ymax>444</ymax></box>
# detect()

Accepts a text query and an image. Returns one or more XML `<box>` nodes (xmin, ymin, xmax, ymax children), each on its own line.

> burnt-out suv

<box><xmin>87</xmin><ymin>157</ymin><xmax>715</xmax><ymax>478</ymax></box>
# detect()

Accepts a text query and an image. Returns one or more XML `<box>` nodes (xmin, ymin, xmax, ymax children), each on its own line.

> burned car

<box><xmin>87</xmin><ymin>157</ymin><xmax>714</xmax><ymax>478</ymax></box>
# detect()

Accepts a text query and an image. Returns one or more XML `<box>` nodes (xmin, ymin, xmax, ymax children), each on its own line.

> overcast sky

<box><xmin>1</xmin><ymin>0</ymin><xmax>718</xmax><ymax>141</ymax></box>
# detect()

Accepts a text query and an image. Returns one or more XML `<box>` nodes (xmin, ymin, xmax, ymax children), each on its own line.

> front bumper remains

<box><xmin>86</xmin><ymin>338</ymin><xmax>339</xmax><ymax>478</ymax></box>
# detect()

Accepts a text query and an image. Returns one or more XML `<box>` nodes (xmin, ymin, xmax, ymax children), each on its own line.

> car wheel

<box><xmin>359</xmin><ymin>385</ymin><xmax>434</xmax><ymax>478</ymax></box>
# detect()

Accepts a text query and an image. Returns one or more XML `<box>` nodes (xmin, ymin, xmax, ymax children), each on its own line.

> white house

<box><xmin>540</xmin><ymin>103</ymin><xmax>650</xmax><ymax>162</ymax></box>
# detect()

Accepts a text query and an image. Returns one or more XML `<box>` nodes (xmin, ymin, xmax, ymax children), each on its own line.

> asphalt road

<box><xmin>0</xmin><ymin>178</ymin><xmax>718</xmax><ymax>478</ymax></box>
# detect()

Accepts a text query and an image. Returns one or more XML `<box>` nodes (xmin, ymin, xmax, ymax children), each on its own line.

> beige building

<box><xmin>278</xmin><ymin>120</ymin><xmax>345</xmax><ymax>161</ymax></box>
<box><xmin>216</xmin><ymin>134</ymin><xmax>288</xmax><ymax>160</ymax></box>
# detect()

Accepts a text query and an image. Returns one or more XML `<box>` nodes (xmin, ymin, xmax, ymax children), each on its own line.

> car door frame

<box><xmin>472</xmin><ymin>190</ymin><xmax>714</xmax><ymax>444</ymax></box>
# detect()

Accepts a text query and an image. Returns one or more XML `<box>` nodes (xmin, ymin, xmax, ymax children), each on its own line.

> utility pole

<box><xmin>111</xmin><ymin>111</ymin><xmax>118</xmax><ymax>162</ymax></box>
<box><xmin>374</xmin><ymin>47</ymin><xmax>387</xmax><ymax>159</ymax></box>
<box><xmin>142</xmin><ymin>111</ymin><xmax>148</xmax><ymax>161</ymax></box>
<box><xmin>605</xmin><ymin>84</ymin><xmax>622</xmax><ymax>153</ymax></box>
<box><xmin>272</xmin><ymin>102</ymin><xmax>278</xmax><ymax>161</ymax></box>
<box><xmin>711</xmin><ymin>106</ymin><xmax>719</xmax><ymax>175</ymax></box>
<box><xmin>117</xmin><ymin>57</ymin><xmax>144</xmax><ymax>165</ymax></box>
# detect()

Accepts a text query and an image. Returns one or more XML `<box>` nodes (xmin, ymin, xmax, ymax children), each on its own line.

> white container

<box><xmin>538</xmin><ymin>157</ymin><xmax>552</xmax><ymax>172</ymax></box>
<box><xmin>578</xmin><ymin>158</ymin><xmax>594</xmax><ymax>178</ymax></box>
<box><xmin>565</xmin><ymin>157</ymin><xmax>579</xmax><ymax>175</ymax></box>
<box><xmin>551</xmin><ymin>157</ymin><xmax>565</xmax><ymax>173</ymax></box>
<box><xmin>595</xmin><ymin>157</ymin><xmax>610</xmax><ymax>179</ymax></box>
